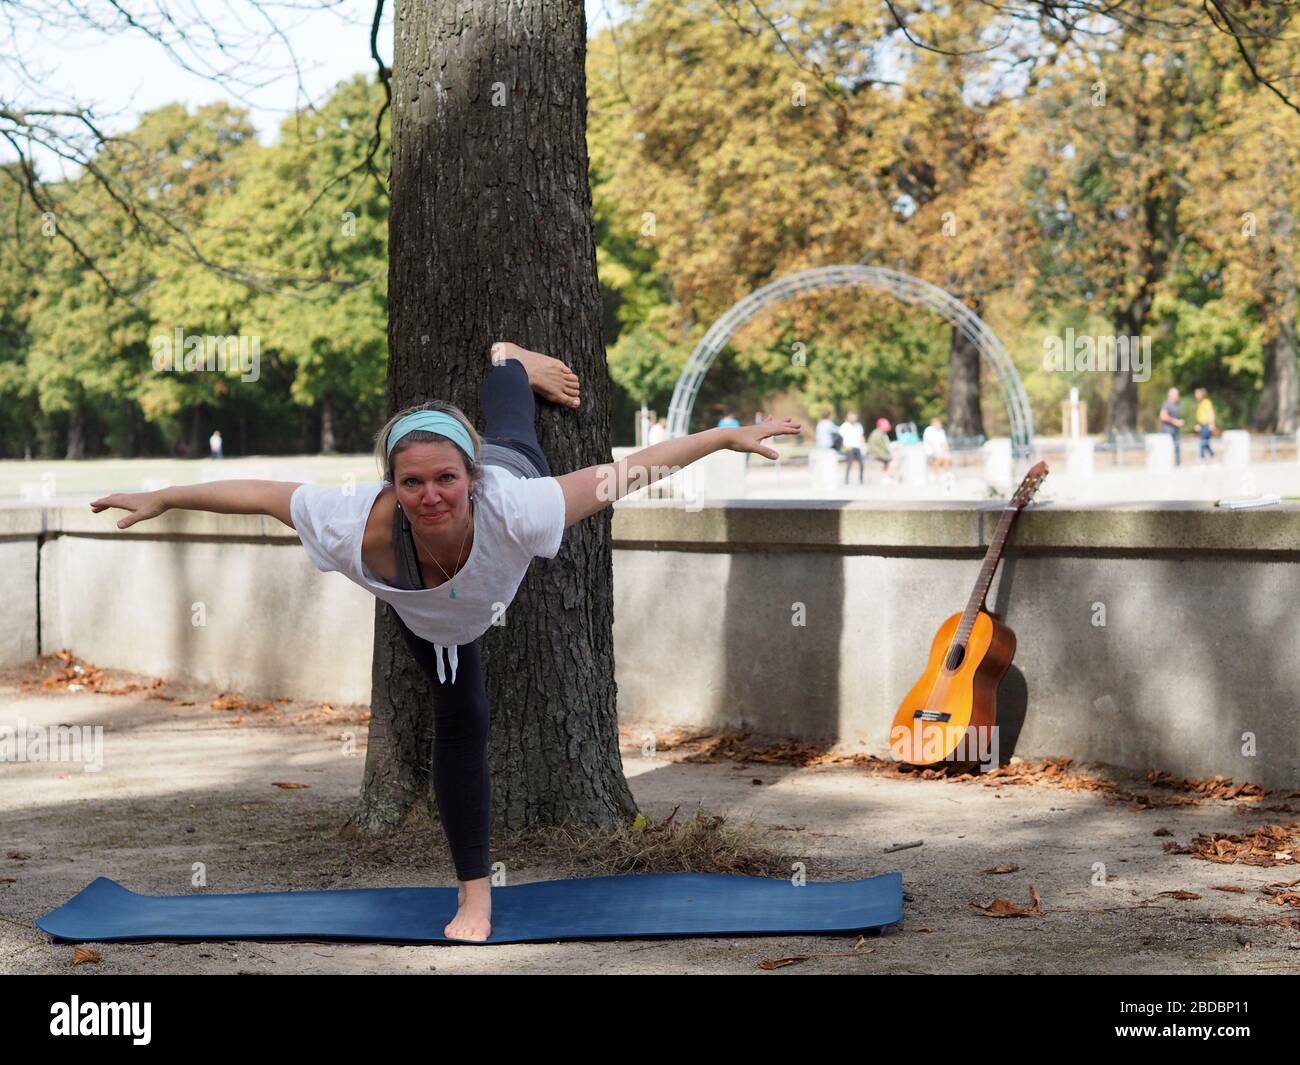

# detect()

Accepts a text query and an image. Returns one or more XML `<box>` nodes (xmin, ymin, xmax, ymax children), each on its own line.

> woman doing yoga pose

<box><xmin>90</xmin><ymin>340</ymin><xmax>800</xmax><ymax>941</ymax></box>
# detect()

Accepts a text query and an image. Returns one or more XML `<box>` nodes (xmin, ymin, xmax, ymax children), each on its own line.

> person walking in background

<box><xmin>815</xmin><ymin>408</ymin><xmax>840</xmax><ymax>452</ymax></box>
<box><xmin>867</xmin><ymin>417</ymin><xmax>896</xmax><ymax>483</ymax></box>
<box><xmin>209</xmin><ymin>429</ymin><xmax>224</xmax><ymax>460</ymax></box>
<box><xmin>1194</xmin><ymin>387</ymin><xmax>1216</xmax><ymax>461</ymax></box>
<box><xmin>922</xmin><ymin>417</ymin><xmax>950</xmax><ymax>472</ymax></box>
<box><xmin>838</xmin><ymin>411</ymin><xmax>865</xmax><ymax>484</ymax></box>
<box><xmin>717</xmin><ymin>412</ymin><xmax>740</xmax><ymax>429</ymax></box>
<box><xmin>647</xmin><ymin>417</ymin><xmax>668</xmax><ymax>446</ymax></box>
<box><xmin>1159</xmin><ymin>387</ymin><xmax>1184</xmax><ymax>467</ymax></box>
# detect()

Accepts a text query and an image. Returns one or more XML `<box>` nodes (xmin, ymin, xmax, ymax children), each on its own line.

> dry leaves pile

<box><xmin>22</xmin><ymin>650</ymin><xmax>368</xmax><ymax>728</ymax></box>
<box><xmin>1163</xmin><ymin>822</ymin><xmax>1300</xmax><ymax>867</ymax></box>
<box><xmin>22</xmin><ymin>649</ymin><xmax>164</xmax><ymax>697</ymax></box>
<box><xmin>673</xmin><ymin>732</ymin><xmax>833</xmax><ymax>767</ymax></box>
<box><xmin>1146</xmin><ymin>770</ymin><xmax>1267</xmax><ymax>802</ymax></box>
<box><xmin>641</xmin><ymin>729</ymin><xmax>1279</xmax><ymax>812</ymax></box>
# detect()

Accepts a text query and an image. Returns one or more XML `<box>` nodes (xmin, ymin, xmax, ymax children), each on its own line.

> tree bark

<box><xmin>947</xmin><ymin>315</ymin><xmax>984</xmax><ymax>439</ymax></box>
<box><xmin>187</xmin><ymin>401</ymin><xmax>207</xmax><ymax>458</ymax></box>
<box><xmin>1109</xmin><ymin>308</ymin><xmax>1142</xmax><ymax>435</ymax></box>
<box><xmin>64</xmin><ymin>402</ymin><xmax>86</xmax><ymax>460</ymax></box>
<box><xmin>1258</xmin><ymin>205</ymin><xmax>1298</xmax><ymax>434</ymax></box>
<box><xmin>320</xmin><ymin>389</ymin><xmax>337</xmax><ymax>454</ymax></box>
<box><xmin>1256</xmin><ymin>337</ymin><xmax>1279</xmax><ymax>432</ymax></box>
<box><xmin>1272</xmin><ymin>299</ymin><xmax>1298</xmax><ymax>435</ymax></box>
<box><xmin>356</xmin><ymin>0</ymin><xmax>636</xmax><ymax>838</ymax></box>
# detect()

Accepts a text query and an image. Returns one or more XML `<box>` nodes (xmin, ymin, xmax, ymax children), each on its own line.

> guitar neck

<box><xmin>954</xmin><ymin>507</ymin><xmax>1019</xmax><ymax>644</ymax></box>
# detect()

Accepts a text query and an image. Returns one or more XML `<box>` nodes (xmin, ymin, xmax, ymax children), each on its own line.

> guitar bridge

<box><xmin>912</xmin><ymin>710</ymin><xmax>952</xmax><ymax>722</ymax></box>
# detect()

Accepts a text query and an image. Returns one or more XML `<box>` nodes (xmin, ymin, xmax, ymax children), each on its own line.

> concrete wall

<box><xmin>33</xmin><ymin>505</ymin><xmax>375</xmax><ymax>705</ymax></box>
<box><xmin>4</xmin><ymin>498</ymin><xmax>1298</xmax><ymax>788</ymax></box>
<box><xmin>0</xmin><ymin>507</ymin><xmax>40</xmax><ymax>666</ymax></box>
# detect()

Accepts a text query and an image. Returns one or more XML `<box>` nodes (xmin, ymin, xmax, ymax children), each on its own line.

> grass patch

<box><xmin>504</xmin><ymin>805</ymin><xmax>794</xmax><ymax>878</ymax></box>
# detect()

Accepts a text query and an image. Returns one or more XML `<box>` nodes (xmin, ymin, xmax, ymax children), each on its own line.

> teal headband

<box><xmin>386</xmin><ymin>411</ymin><xmax>477</xmax><ymax>464</ymax></box>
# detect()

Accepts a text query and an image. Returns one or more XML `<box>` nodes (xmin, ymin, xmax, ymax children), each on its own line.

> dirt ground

<box><xmin>2</xmin><ymin>653</ymin><xmax>1298</xmax><ymax>975</ymax></box>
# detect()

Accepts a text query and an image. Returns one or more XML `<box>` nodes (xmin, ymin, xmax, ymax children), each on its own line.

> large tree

<box><xmin>356</xmin><ymin>0</ymin><xmax>636</xmax><ymax>838</ymax></box>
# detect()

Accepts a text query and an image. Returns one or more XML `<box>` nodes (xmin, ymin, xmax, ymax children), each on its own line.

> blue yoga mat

<box><xmin>37</xmin><ymin>871</ymin><xmax>903</xmax><ymax>945</ymax></box>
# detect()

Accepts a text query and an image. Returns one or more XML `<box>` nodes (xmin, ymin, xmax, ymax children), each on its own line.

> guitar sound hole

<box><xmin>945</xmin><ymin>644</ymin><xmax>965</xmax><ymax>671</ymax></box>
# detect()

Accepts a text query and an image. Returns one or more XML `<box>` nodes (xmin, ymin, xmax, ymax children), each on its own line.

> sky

<box><xmin>6</xmin><ymin>0</ymin><xmax>630</xmax><ymax>172</ymax></box>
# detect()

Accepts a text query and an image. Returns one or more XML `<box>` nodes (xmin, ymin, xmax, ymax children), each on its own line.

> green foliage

<box><xmin>3</xmin><ymin>79</ymin><xmax>390</xmax><ymax>457</ymax></box>
<box><xmin>2</xmin><ymin>4</ymin><xmax>1297</xmax><ymax>456</ymax></box>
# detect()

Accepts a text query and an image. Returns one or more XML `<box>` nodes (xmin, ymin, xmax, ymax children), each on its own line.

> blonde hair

<box><xmin>373</xmin><ymin>400</ymin><xmax>486</xmax><ymax>491</ymax></box>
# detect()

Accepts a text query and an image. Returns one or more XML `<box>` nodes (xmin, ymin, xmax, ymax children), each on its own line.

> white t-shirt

<box><xmin>922</xmin><ymin>424</ymin><xmax>949</xmax><ymax>456</ymax></box>
<box><xmin>838</xmin><ymin>421</ymin><xmax>865</xmax><ymax>450</ymax></box>
<box><xmin>289</xmin><ymin>466</ymin><xmax>566</xmax><ymax>685</ymax></box>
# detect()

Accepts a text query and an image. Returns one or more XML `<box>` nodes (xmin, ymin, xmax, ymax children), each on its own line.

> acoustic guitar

<box><xmin>889</xmin><ymin>461</ymin><xmax>1049</xmax><ymax>768</ymax></box>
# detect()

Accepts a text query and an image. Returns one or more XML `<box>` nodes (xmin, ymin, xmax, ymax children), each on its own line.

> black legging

<box><xmin>388</xmin><ymin>357</ymin><xmax>550</xmax><ymax>881</ymax></box>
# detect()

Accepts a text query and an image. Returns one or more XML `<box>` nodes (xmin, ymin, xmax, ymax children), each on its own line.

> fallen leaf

<box><xmin>1157</xmin><ymin>890</ymin><xmax>1201</xmax><ymax>900</ymax></box>
<box><xmin>757</xmin><ymin>950</ymin><xmax>870</xmax><ymax>970</ymax></box>
<box><xmin>73</xmin><ymin>947</ymin><xmax>101</xmax><ymax>965</ymax></box>
<box><xmin>978</xmin><ymin>865</ymin><xmax>1019</xmax><ymax>875</ymax></box>
<box><xmin>971</xmin><ymin>897</ymin><xmax>1035</xmax><ymax>918</ymax></box>
<box><xmin>270</xmin><ymin>782</ymin><xmax>310</xmax><ymax>790</ymax></box>
<box><xmin>758</xmin><ymin>956</ymin><xmax>809</xmax><ymax>970</ymax></box>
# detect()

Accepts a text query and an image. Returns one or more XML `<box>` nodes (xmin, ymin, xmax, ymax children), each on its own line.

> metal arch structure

<box><xmin>665</xmin><ymin>264</ymin><xmax>1034</xmax><ymax>460</ymax></box>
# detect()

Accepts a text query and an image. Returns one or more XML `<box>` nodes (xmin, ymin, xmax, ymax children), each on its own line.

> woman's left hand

<box><xmin>725</xmin><ymin>417</ymin><xmax>802</xmax><ymax>460</ymax></box>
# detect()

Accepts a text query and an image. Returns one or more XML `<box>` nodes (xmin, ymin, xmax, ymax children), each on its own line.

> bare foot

<box><xmin>446</xmin><ymin>878</ymin><xmax>492</xmax><ymax>942</ymax></box>
<box><xmin>491</xmin><ymin>341</ymin><xmax>581</xmax><ymax>409</ymax></box>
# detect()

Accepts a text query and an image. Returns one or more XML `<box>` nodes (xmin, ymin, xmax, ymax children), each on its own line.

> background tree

<box><xmin>1024</xmin><ymin>28</ymin><xmax>1202</xmax><ymax>435</ymax></box>
<box><xmin>1182</xmin><ymin>57</ymin><xmax>1299</xmax><ymax>434</ymax></box>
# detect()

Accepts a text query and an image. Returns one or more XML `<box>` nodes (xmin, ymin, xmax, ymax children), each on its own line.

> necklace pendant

<box><xmin>449</xmin><ymin>586</ymin><xmax>457</xmax><ymax>600</ymax></box>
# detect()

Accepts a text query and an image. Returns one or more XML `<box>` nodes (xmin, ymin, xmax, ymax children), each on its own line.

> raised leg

<box><xmin>481</xmin><ymin>339</ymin><xmax>582</xmax><ymax>478</ymax></box>
<box><xmin>481</xmin><ymin>358</ymin><xmax>552</xmax><ymax>477</ymax></box>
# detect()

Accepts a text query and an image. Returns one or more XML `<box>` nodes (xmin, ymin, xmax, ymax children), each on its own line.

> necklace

<box><xmin>410</xmin><ymin>498</ymin><xmax>474</xmax><ymax>600</ymax></box>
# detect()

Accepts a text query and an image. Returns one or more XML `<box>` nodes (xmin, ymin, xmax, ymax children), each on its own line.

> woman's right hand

<box><xmin>90</xmin><ymin>490</ymin><xmax>169</xmax><ymax>529</ymax></box>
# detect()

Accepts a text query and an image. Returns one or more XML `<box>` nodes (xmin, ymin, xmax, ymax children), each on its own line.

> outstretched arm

<box><xmin>555</xmin><ymin>416</ymin><xmax>800</xmax><ymax>528</ymax></box>
<box><xmin>90</xmin><ymin>480</ymin><xmax>302</xmax><ymax>530</ymax></box>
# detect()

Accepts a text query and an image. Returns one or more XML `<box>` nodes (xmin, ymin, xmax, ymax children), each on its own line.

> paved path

<box><xmin>2</xmin><ymin>656</ymin><xmax>1297</xmax><ymax>974</ymax></box>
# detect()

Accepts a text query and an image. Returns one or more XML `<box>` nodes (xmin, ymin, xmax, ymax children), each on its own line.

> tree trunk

<box><xmin>355</xmin><ymin>0</ymin><xmax>635</xmax><ymax>837</ymax></box>
<box><xmin>187</xmin><ymin>402</ymin><xmax>207</xmax><ymax>458</ymax></box>
<box><xmin>1108</xmin><ymin>368</ymin><xmax>1140</xmax><ymax>435</ymax></box>
<box><xmin>320</xmin><ymin>389</ymin><xmax>338</xmax><ymax>454</ymax></box>
<box><xmin>1272</xmin><ymin>303</ymin><xmax>1298</xmax><ymax>435</ymax></box>
<box><xmin>1265</xmin><ymin>205</ymin><xmax>1298</xmax><ymax>434</ymax></box>
<box><xmin>64</xmin><ymin>403</ymin><xmax>86</xmax><ymax>460</ymax></box>
<box><xmin>947</xmin><ymin>316</ymin><xmax>983</xmax><ymax>439</ymax></box>
<box><xmin>1109</xmin><ymin>309</ymin><xmax>1142</xmax><ymax>435</ymax></box>
<box><xmin>1259</xmin><ymin>297</ymin><xmax>1298</xmax><ymax>434</ymax></box>
<box><xmin>1255</xmin><ymin>341</ymin><xmax>1279</xmax><ymax>432</ymax></box>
